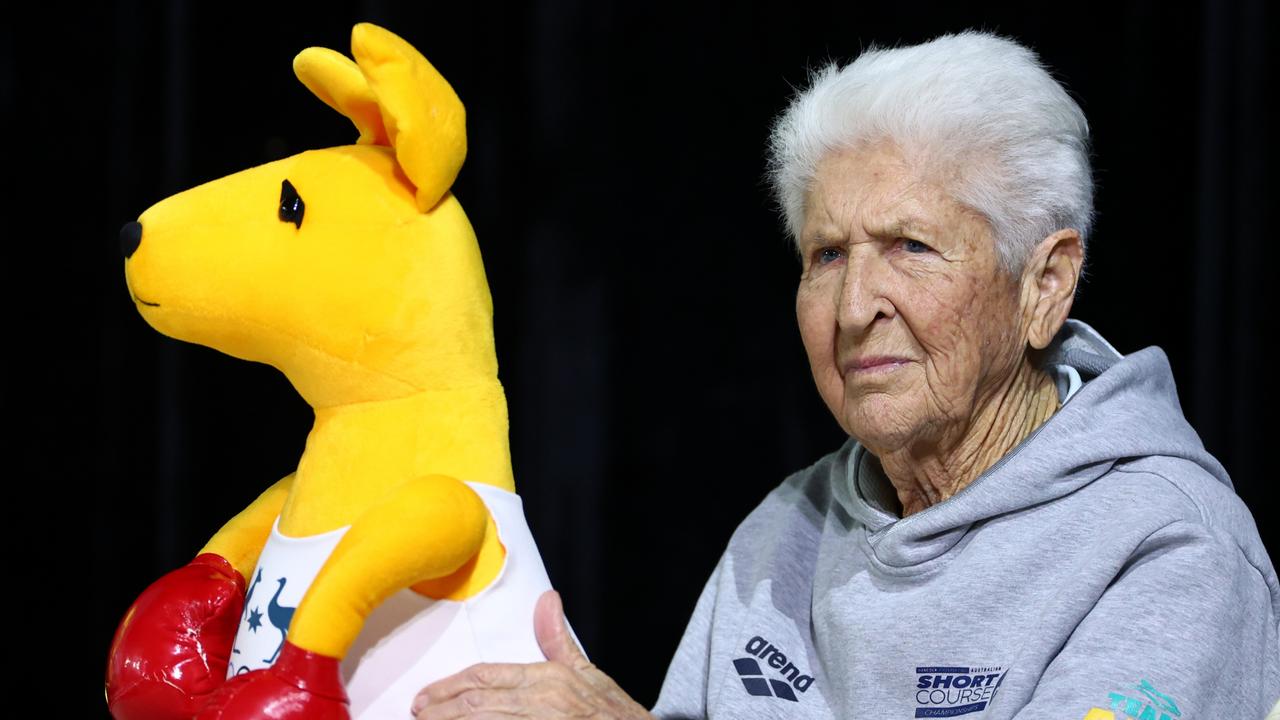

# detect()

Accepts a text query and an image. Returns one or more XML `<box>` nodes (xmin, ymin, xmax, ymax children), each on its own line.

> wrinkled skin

<box><xmin>795</xmin><ymin>141</ymin><xmax>1082</xmax><ymax>516</ymax></box>
<box><xmin>412</xmin><ymin>591</ymin><xmax>652</xmax><ymax>719</ymax></box>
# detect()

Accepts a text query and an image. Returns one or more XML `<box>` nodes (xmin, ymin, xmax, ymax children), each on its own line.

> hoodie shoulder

<box><xmin>1112</xmin><ymin>455</ymin><xmax>1251</xmax><ymax>527</ymax></box>
<box><xmin>1106</xmin><ymin>455</ymin><xmax>1278</xmax><ymax>600</ymax></box>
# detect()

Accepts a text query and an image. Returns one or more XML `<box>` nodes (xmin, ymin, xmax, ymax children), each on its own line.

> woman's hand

<box><xmin>412</xmin><ymin>590</ymin><xmax>654</xmax><ymax>719</ymax></box>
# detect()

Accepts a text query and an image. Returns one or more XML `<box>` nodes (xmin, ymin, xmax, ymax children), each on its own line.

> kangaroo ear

<box><xmin>294</xmin><ymin>46</ymin><xmax>390</xmax><ymax>146</ymax></box>
<box><xmin>350</xmin><ymin>23</ymin><xmax>466</xmax><ymax>212</ymax></box>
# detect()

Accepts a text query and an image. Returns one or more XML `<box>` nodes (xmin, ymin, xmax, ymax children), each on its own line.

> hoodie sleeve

<box><xmin>650</xmin><ymin>555</ymin><xmax>725</xmax><ymax>720</ymax></box>
<box><xmin>1011</xmin><ymin>519</ymin><xmax>1280</xmax><ymax>720</ymax></box>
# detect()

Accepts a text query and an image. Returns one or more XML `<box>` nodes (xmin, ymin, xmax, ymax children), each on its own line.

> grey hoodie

<box><xmin>652</xmin><ymin>319</ymin><xmax>1279</xmax><ymax>719</ymax></box>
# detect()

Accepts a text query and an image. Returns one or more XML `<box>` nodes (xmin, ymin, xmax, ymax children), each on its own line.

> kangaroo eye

<box><xmin>279</xmin><ymin>179</ymin><xmax>305</xmax><ymax>229</ymax></box>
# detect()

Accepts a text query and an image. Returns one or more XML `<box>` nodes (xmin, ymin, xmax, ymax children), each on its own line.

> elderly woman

<box><xmin>414</xmin><ymin>31</ymin><xmax>1280</xmax><ymax>720</ymax></box>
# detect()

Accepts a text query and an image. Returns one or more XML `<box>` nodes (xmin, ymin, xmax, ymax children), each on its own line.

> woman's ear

<box><xmin>1024</xmin><ymin>229</ymin><xmax>1084</xmax><ymax>350</ymax></box>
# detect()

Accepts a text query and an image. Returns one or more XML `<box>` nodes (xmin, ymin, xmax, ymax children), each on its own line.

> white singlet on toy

<box><xmin>226</xmin><ymin>482</ymin><xmax>560</xmax><ymax>719</ymax></box>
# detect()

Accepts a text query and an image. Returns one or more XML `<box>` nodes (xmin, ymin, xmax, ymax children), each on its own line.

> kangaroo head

<box><xmin>123</xmin><ymin>24</ymin><xmax>494</xmax><ymax>408</ymax></box>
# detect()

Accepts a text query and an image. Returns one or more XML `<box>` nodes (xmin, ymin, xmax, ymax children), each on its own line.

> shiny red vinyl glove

<box><xmin>106</xmin><ymin>554</ymin><xmax>246</xmax><ymax>720</ymax></box>
<box><xmin>195</xmin><ymin>640</ymin><xmax>349</xmax><ymax>720</ymax></box>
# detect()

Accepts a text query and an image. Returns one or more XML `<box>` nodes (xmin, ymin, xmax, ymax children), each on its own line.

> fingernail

<box><xmin>410</xmin><ymin>696</ymin><xmax>427</xmax><ymax>715</ymax></box>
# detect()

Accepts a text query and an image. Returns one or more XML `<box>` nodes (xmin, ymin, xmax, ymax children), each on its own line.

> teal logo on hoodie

<box><xmin>1101</xmin><ymin>678</ymin><xmax>1181</xmax><ymax>720</ymax></box>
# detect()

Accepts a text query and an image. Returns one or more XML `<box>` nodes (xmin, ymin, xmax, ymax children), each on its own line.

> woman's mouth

<box><xmin>845</xmin><ymin>356</ymin><xmax>911</xmax><ymax>375</ymax></box>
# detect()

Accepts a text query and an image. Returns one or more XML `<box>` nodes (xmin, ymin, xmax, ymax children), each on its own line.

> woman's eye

<box><xmin>817</xmin><ymin>247</ymin><xmax>844</xmax><ymax>265</ymax></box>
<box><xmin>902</xmin><ymin>238</ymin><xmax>931</xmax><ymax>253</ymax></box>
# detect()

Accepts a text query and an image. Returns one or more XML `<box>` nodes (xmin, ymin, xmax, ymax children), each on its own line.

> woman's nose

<box><xmin>837</xmin><ymin>258</ymin><xmax>893</xmax><ymax>329</ymax></box>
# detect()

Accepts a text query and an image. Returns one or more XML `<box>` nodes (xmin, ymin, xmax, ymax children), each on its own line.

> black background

<box><xmin>4</xmin><ymin>1</ymin><xmax>1272</xmax><ymax>716</ymax></box>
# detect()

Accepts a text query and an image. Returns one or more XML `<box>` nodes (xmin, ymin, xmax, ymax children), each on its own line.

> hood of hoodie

<box><xmin>830</xmin><ymin>318</ymin><xmax>1233</xmax><ymax>567</ymax></box>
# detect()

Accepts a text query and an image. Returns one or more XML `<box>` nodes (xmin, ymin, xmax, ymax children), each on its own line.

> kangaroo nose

<box><xmin>120</xmin><ymin>221</ymin><xmax>143</xmax><ymax>259</ymax></box>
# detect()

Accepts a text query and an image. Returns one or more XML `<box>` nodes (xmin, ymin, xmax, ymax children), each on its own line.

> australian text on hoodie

<box><xmin>652</xmin><ymin>319</ymin><xmax>1280</xmax><ymax>720</ymax></box>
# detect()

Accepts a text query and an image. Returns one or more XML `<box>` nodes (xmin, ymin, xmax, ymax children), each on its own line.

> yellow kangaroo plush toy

<box><xmin>106</xmin><ymin>23</ymin><xmax>561</xmax><ymax>720</ymax></box>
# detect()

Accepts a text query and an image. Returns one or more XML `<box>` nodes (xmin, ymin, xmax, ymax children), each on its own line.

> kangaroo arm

<box><xmin>286</xmin><ymin>474</ymin><xmax>489</xmax><ymax>659</ymax></box>
<box><xmin>197</xmin><ymin>473</ymin><xmax>296</xmax><ymax>581</ymax></box>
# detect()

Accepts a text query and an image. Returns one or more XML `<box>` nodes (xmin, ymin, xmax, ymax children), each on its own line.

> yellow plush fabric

<box><xmin>350</xmin><ymin>22</ymin><xmax>466</xmax><ymax>212</ymax></box>
<box><xmin>199</xmin><ymin>474</ymin><xmax>295</xmax><ymax>581</ymax></box>
<box><xmin>288</xmin><ymin>473</ymin><xmax>490</xmax><ymax>658</ymax></box>
<box><xmin>123</xmin><ymin>23</ymin><xmax>513</xmax><ymax>659</ymax></box>
<box><xmin>294</xmin><ymin>48</ymin><xmax>389</xmax><ymax>146</ymax></box>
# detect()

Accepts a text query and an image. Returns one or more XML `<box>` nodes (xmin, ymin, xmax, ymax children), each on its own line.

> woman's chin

<box><xmin>843</xmin><ymin>418</ymin><xmax>919</xmax><ymax>457</ymax></box>
<box><xmin>842</xmin><ymin>395</ymin><xmax>921</xmax><ymax>449</ymax></box>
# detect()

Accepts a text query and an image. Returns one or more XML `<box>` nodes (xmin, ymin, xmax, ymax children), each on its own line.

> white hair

<box><xmin>767</xmin><ymin>31</ymin><xmax>1094</xmax><ymax>276</ymax></box>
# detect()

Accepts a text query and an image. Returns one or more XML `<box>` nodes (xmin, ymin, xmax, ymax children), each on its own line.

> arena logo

<box><xmin>731</xmin><ymin>635</ymin><xmax>815</xmax><ymax>702</ymax></box>
<box><xmin>913</xmin><ymin>665</ymin><xmax>1008</xmax><ymax>718</ymax></box>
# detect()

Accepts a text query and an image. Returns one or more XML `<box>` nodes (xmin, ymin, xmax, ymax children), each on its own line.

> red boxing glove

<box><xmin>196</xmin><ymin>641</ymin><xmax>349</xmax><ymax>720</ymax></box>
<box><xmin>106</xmin><ymin>553</ymin><xmax>247</xmax><ymax>720</ymax></box>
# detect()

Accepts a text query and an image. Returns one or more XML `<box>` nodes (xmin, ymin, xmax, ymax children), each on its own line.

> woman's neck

<box><xmin>878</xmin><ymin>359</ymin><xmax>1060</xmax><ymax>518</ymax></box>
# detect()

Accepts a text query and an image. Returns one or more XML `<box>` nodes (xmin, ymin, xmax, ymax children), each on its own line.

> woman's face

<box><xmin>795</xmin><ymin>142</ymin><xmax>1034</xmax><ymax>455</ymax></box>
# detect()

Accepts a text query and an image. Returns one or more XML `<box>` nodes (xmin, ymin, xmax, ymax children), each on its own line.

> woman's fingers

<box><xmin>413</xmin><ymin>662</ymin><xmax>583</xmax><ymax>716</ymax></box>
<box><xmin>534</xmin><ymin>590</ymin><xmax>589</xmax><ymax>670</ymax></box>
<box><xmin>414</xmin><ymin>667</ymin><xmax>595</xmax><ymax>719</ymax></box>
<box><xmin>414</xmin><ymin>663</ymin><xmax>529</xmax><ymax>710</ymax></box>
<box><xmin>411</xmin><ymin>590</ymin><xmax>653</xmax><ymax>719</ymax></box>
<box><xmin>414</xmin><ymin>686</ymin><xmax>536</xmax><ymax>719</ymax></box>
